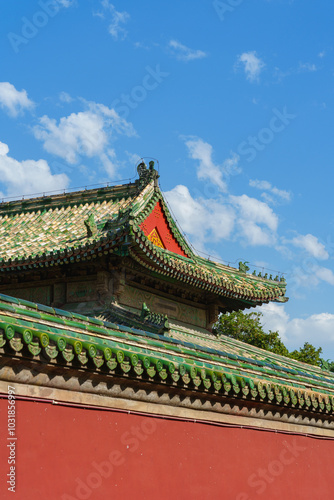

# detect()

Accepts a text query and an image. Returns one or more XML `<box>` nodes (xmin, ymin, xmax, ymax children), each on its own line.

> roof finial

<box><xmin>137</xmin><ymin>160</ymin><xmax>147</xmax><ymax>177</ymax></box>
<box><xmin>84</xmin><ymin>213</ymin><xmax>98</xmax><ymax>238</ymax></box>
<box><xmin>238</xmin><ymin>261</ymin><xmax>250</xmax><ymax>273</ymax></box>
<box><xmin>137</xmin><ymin>159</ymin><xmax>159</xmax><ymax>188</ymax></box>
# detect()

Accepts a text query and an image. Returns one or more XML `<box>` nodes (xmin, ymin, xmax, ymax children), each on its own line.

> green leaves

<box><xmin>214</xmin><ymin>310</ymin><xmax>323</xmax><ymax>367</ymax></box>
<box><xmin>290</xmin><ymin>342</ymin><xmax>322</xmax><ymax>367</ymax></box>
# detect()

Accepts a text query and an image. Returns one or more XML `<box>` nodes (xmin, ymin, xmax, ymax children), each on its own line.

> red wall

<box><xmin>1</xmin><ymin>397</ymin><xmax>334</xmax><ymax>500</ymax></box>
<box><xmin>140</xmin><ymin>200</ymin><xmax>188</xmax><ymax>257</ymax></box>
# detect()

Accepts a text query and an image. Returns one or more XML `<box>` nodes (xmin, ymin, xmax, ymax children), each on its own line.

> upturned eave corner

<box><xmin>274</xmin><ymin>295</ymin><xmax>289</xmax><ymax>303</ymax></box>
<box><xmin>129</xmin><ymin>169</ymin><xmax>289</xmax><ymax>308</ymax></box>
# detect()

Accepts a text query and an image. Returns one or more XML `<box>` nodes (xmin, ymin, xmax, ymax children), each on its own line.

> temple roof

<box><xmin>0</xmin><ymin>293</ymin><xmax>333</xmax><ymax>426</ymax></box>
<box><xmin>0</xmin><ymin>162</ymin><xmax>287</xmax><ymax>308</ymax></box>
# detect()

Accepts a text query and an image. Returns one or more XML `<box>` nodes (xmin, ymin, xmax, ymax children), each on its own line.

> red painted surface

<box><xmin>140</xmin><ymin>200</ymin><xmax>188</xmax><ymax>257</ymax></box>
<box><xmin>1</xmin><ymin>398</ymin><xmax>334</xmax><ymax>500</ymax></box>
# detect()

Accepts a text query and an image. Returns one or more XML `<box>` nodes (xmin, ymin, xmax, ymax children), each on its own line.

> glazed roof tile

<box><xmin>0</xmin><ymin>293</ymin><xmax>333</xmax><ymax>417</ymax></box>
<box><xmin>0</xmin><ymin>183</ymin><xmax>139</xmax><ymax>261</ymax></box>
<box><xmin>0</xmin><ymin>166</ymin><xmax>287</xmax><ymax>305</ymax></box>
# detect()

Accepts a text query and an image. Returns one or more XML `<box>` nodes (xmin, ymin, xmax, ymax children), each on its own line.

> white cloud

<box><xmin>0</xmin><ymin>142</ymin><xmax>9</xmax><ymax>156</ymax></box>
<box><xmin>298</xmin><ymin>62</ymin><xmax>317</xmax><ymax>72</ymax></box>
<box><xmin>260</xmin><ymin>192</ymin><xmax>275</xmax><ymax>206</ymax></box>
<box><xmin>34</xmin><ymin>112</ymin><xmax>107</xmax><ymax>164</ymax></box>
<box><xmin>274</xmin><ymin>61</ymin><xmax>318</xmax><ymax>82</ymax></box>
<box><xmin>287</xmin><ymin>312</ymin><xmax>334</xmax><ymax>350</ymax></box>
<box><xmin>256</xmin><ymin>302</ymin><xmax>290</xmax><ymax>342</ymax></box>
<box><xmin>0</xmin><ymin>82</ymin><xmax>34</xmax><ymax>117</ymax></box>
<box><xmin>97</xmin><ymin>1</ymin><xmax>130</xmax><ymax>40</ymax></box>
<box><xmin>32</xmin><ymin>101</ymin><xmax>136</xmax><ymax>172</ymax></box>
<box><xmin>237</xmin><ymin>51</ymin><xmax>265</xmax><ymax>82</ymax></box>
<box><xmin>314</xmin><ymin>266</ymin><xmax>334</xmax><ymax>285</ymax></box>
<box><xmin>58</xmin><ymin>0</ymin><xmax>75</xmax><ymax>6</ymax></box>
<box><xmin>238</xmin><ymin>220</ymin><xmax>274</xmax><ymax>246</ymax></box>
<box><xmin>250</xmin><ymin>179</ymin><xmax>271</xmax><ymax>190</ymax></box>
<box><xmin>289</xmin><ymin>264</ymin><xmax>318</xmax><ymax>293</ymax></box>
<box><xmin>249</xmin><ymin>178</ymin><xmax>291</xmax><ymax>203</ymax></box>
<box><xmin>183</xmin><ymin>136</ymin><xmax>239</xmax><ymax>191</ymax></box>
<box><xmin>281</xmin><ymin>236</ymin><xmax>332</xmax><ymax>296</ymax></box>
<box><xmin>270</xmin><ymin>187</ymin><xmax>290</xmax><ymax>200</ymax></box>
<box><xmin>59</xmin><ymin>91</ymin><xmax>73</xmax><ymax>103</ymax></box>
<box><xmin>134</xmin><ymin>41</ymin><xmax>150</xmax><ymax>50</ymax></box>
<box><xmin>258</xmin><ymin>303</ymin><xmax>334</xmax><ymax>358</ymax></box>
<box><xmin>168</xmin><ymin>40</ymin><xmax>207</xmax><ymax>62</ymax></box>
<box><xmin>0</xmin><ymin>141</ymin><xmax>69</xmax><ymax>198</ymax></box>
<box><xmin>165</xmin><ymin>184</ymin><xmax>279</xmax><ymax>251</ymax></box>
<box><xmin>164</xmin><ymin>184</ymin><xmax>235</xmax><ymax>252</ymax></box>
<box><xmin>125</xmin><ymin>151</ymin><xmax>142</xmax><ymax>166</ymax></box>
<box><xmin>87</xmin><ymin>101</ymin><xmax>135</xmax><ymax>136</ymax></box>
<box><xmin>288</xmin><ymin>262</ymin><xmax>334</xmax><ymax>299</ymax></box>
<box><xmin>182</xmin><ymin>138</ymin><xmax>278</xmax><ymax>247</ymax></box>
<box><xmin>99</xmin><ymin>149</ymin><xmax>120</xmax><ymax>177</ymax></box>
<box><xmin>230</xmin><ymin>194</ymin><xmax>278</xmax><ymax>246</ymax></box>
<box><xmin>290</xmin><ymin>233</ymin><xmax>328</xmax><ymax>260</ymax></box>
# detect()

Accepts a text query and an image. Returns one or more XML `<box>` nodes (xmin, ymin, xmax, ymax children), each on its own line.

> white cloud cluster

<box><xmin>0</xmin><ymin>82</ymin><xmax>34</xmax><ymax>117</ymax></box>
<box><xmin>237</xmin><ymin>51</ymin><xmax>265</xmax><ymax>82</ymax></box>
<box><xmin>256</xmin><ymin>302</ymin><xmax>290</xmax><ymax>342</ymax></box>
<box><xmin>164</xmin><ymin>185</ymin><xmax>235</xmax><ymax>252</ymax></box>
<box><xmin>34</xmin><ymin>112</ymin><xmax>107</xmax><ymax>164</ymax></box>
<box><xmin>179</xmin><ymin>136</ymin><xmax>279</xmax><ymax>248</ymax></box>
<box><xmin>231</xmin><ymin>194</ymin><xmax>278</xmax><ymax>246</ymax></box>
<box><xmin>33</xmin><ymin>101</ymin><xmax>136</xmax><ymax>176</ymax></box>
<box><xmin>97</xmin><ymin>1</ymin><xmax>130</xmax><ymax>40</ymax></box>
<box><xmin>290</xmin><ymin>233</ymin><xmax>328</xmax><ymax>260</ymax></box>
<box><xmin>315</xmin><ymin>266</ymin><xmax>334</xmax><ymax>285</ymax></box>
<box><xmin>257</xmin><ymin>303</ymin><xmax>334</xmax><ymax>358</ymax></box>
<box><xmin>165</xmin><ymin>184</ymin><xmax>279</xmax><ymax>251</ymax></box>
<box><xmin>0</xmin><ymin>141</ymin><xmax>69</xmax><ymax>198</ymax></box>
<box><xmin>59</xmin><ymin>91</ymin><xmax>73</xmax><ymax>103</ymax></box>
<box><xmin>184</xmin><ymin>137</ymin><xmax>226</xmax><ymax>191</ymax></box>
<box><xmin>280</xmin><ymin>233</ymin><xmax>332</xmax><ymax>295</ymax></box>
<box><xmin>168</xmin><ymin>40</ymin><xmax>207</xmax><ymax>62</ymax></box>
<box><xmin>249</xmin><ymin>178</ymin><xmax>291</xmax><ymax>203</ymax></box>
<box><xmin>288</xmin><ymin>262</ymin><xmax>334</xmax><ymax>295</ymax></box>
<box><xmin>184</xmin><ymin>136</ymin><xmax>239</xmax><ymax>191</ymax></box>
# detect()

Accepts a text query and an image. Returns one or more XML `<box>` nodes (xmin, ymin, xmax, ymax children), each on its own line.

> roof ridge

<box><xmin>0</xmin><ymin>181</ymin><xmax>139</xmax><ymax>215</ymax></box>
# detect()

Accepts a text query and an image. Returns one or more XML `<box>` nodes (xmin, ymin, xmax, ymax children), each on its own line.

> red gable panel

<box><xmin>140</xmin><ymin>200</ymin><xmax>188</xmax><ymax>257</ymax></box>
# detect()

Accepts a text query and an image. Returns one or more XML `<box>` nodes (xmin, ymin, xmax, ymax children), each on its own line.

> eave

<box><xmin>128</xmin><ymin>239</ymin><xmax>287</xmax><ymax>306</ymax></box>
<box><xmin>0</xmin><ymin>293</ymin><xmax>332</xmax><ymax>424</ymax></box>
<box><xmin>0</xmin><ymin>167</ymin><xmax>288</xmax><ymax>308</ymax></box>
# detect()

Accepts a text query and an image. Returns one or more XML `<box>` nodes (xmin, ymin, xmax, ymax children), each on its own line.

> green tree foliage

<box><xmin>290</xmin><ymin>342</ymin><xmax>322</xmax><ymax>366</ymax></box>
<box><xmin>320</xmin><ymin>359</ymin><xmax>334</xmax><ymax>372</ymax></box>
<box><xmin>213</xmin><ymin>310</ymin><xmax>323</xmax><ymax>367</ymax></box>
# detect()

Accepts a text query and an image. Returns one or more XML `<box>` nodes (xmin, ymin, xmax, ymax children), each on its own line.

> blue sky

<box><xmin>1</xmin><ymin>0</ymin><xmax>334</xmax><ymax>359</ymax></box>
